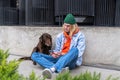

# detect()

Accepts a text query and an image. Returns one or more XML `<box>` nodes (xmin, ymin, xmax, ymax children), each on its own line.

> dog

<box><xmin>19</xmin><ymin>33</ymin><xmax>52</xmax><ymax>65</ymax></box>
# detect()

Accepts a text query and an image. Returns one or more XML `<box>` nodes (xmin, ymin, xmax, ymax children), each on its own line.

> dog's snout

<box><xmin>45</xmin><ymin>39</ymin><xmax>52</xmax><ymax>46</ymax></box>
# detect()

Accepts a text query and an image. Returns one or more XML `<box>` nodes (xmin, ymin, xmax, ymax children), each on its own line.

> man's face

<box><xmin>63</xmin><ymin>23</ymin><xmax>71</xmax><ymax>33</ymax></box>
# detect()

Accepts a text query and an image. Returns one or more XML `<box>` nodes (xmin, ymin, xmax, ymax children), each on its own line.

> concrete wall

<box><xmin>0</xmin><ymin>26</ymin><xmax>61</xmax><ymax>56</ymax></box>
<box><xmin>1</xmin><ymin>26</ymin><xmax>120</xmax><ymax>68</ymax></box>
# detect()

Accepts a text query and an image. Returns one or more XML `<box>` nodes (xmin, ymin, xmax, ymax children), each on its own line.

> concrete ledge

<box><xmin>0</xmin><ymin>26</ymin><xmax>62</xmax><ymax>56</ymax></box>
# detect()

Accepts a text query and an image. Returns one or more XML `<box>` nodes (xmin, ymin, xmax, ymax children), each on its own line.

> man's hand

<box><xmin>51</xmin><ymin>52</ymin><xmax>61</xmax><ymax>58</ymax></box>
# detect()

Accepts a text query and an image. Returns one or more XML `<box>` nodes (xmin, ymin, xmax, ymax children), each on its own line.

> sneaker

<box><xmin>60</xmin><ymin>67</ymin><xmax>69</xmax><ymax>73</ymax></box>
<box><xmin>42</xmin><ymin>68</ymin><xmax>52</xmax><ymax>79</ymax></box>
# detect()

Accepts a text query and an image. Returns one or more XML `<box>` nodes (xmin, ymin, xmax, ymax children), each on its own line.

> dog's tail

<box><xmin>18</xmin><ymin>57</ymin><xmax>31</xmax><ymax>61</ymax></box>
<box><xmin>18</xmin><ymin>56</ymin><xmax>37</xmax><ymax>65</ymax></box>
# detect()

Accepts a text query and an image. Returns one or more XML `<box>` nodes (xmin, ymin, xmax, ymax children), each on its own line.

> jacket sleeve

<box><xmin>75</xmin><ymin>32</ymin><xmax>86</xmax><ymax>66</ymax></box>
<box><xmin>77</xmin><ymin>33</ymin><xmax>86</xmax><ymax>57</ymax></box>
<box><xmin>54</xmin><ymin>33</ymin><xmax>63</xmax><ymax>52</ymax></box>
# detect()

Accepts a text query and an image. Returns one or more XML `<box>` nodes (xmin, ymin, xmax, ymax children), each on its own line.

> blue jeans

<box><xmin>31</xmin><ymin>47</ymin><xmax>78</xmax><ymax>72</ymax></box>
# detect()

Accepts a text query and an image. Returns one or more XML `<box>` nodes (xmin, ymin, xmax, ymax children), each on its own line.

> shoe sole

<box><xmin>42</xmin><ymin>69</ymin><xmax>52</xmax><ymax>79</ymax></box>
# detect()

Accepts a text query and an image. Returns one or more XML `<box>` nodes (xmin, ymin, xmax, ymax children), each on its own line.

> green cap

<box><xmin>64</xmin><ymin>13</ymin><xmax>76</xmax><ymax>25</ymax></box>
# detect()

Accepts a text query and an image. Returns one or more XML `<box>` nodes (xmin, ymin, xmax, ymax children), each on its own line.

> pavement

<box><xmin>7</xmin><ymin>54</ymin><xmax>44</xmax><ymax>78</ymax></box>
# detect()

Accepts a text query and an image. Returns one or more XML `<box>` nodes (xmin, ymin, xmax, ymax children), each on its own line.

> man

<box><xmin>31</xmin><ymin>13</ymin><xmax>86</xmax><ymax>79</ymax></box>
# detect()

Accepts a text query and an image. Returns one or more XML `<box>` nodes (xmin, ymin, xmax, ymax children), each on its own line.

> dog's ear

<box><xmin>39</xmin><ymin>35</ymin><xmax>43</xmax><ymax>42</ymax></box>
<box><xmin>36</xmin><ymin>42</ymin><xmax>42</xmax><ymax>52</ymax></box>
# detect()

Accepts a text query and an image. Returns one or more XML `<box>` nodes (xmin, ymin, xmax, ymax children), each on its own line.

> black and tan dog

<box><xmin>19</xmin><ymin>33</ymin><xmax>52</xmax><ymax>65</ymax></box>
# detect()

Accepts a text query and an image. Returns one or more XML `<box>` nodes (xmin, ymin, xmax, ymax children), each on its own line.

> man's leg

<box><xmin>31</xmin><ymin>52</ymin><xmax>59</xmax><ymax>68</ymax></box>
<box><xmin>67</xmin><ymin>57</ymin><xmax>77</xmax><ymax>70</ymax></box>
<box><xmin>54</xmin><ymin>47</ymin><xmax>78</xmax><ymax>72</ymax></box>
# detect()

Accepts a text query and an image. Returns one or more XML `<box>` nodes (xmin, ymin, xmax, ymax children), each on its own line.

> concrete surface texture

<box><xmin>1</xmin><ymin>26</ymin><xmax>120</xmax><ymax>80</ymax></box>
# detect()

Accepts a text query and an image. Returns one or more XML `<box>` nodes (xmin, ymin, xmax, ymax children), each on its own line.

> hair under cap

<box><xmin>64</xmin><ymin>13</ymin><xmax>76</xmax><ymax>25</ymax></box>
